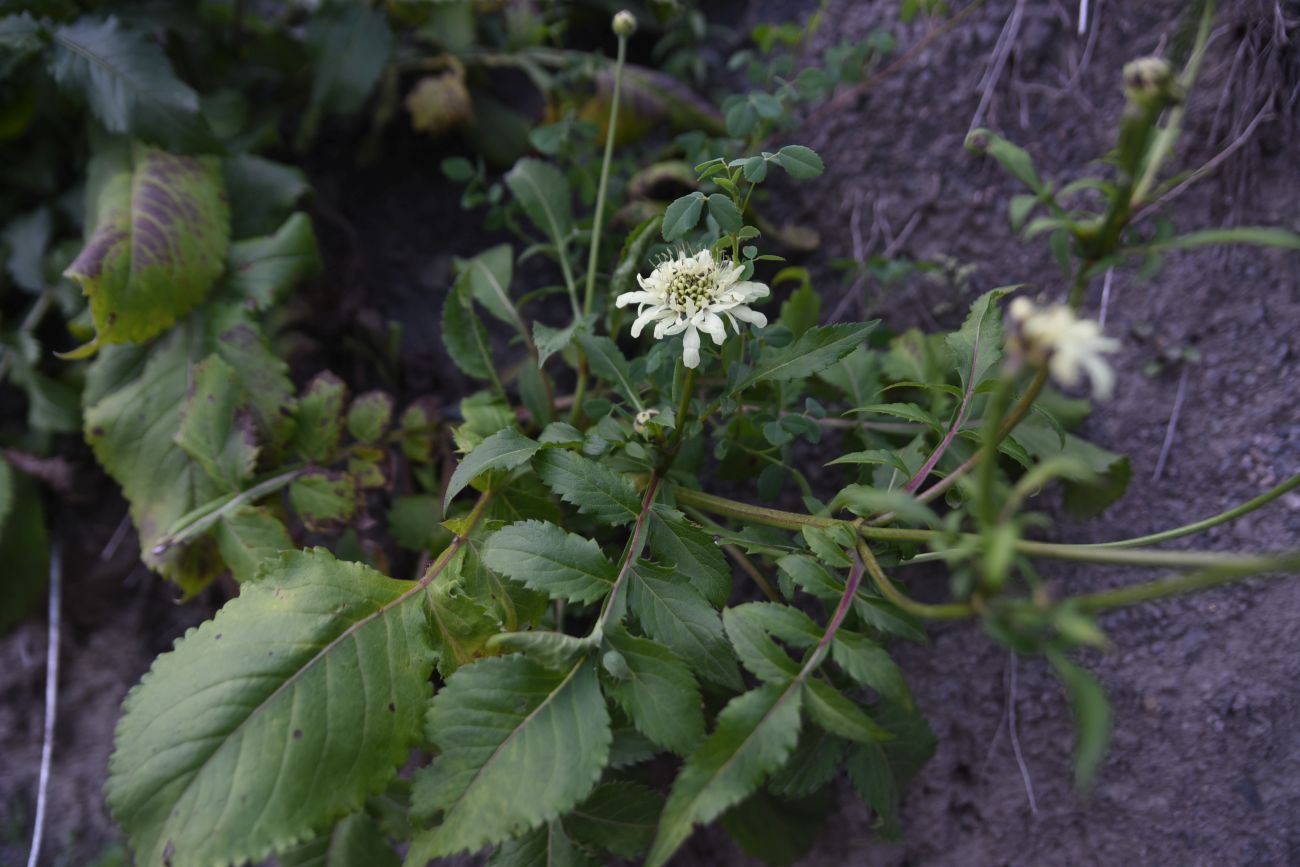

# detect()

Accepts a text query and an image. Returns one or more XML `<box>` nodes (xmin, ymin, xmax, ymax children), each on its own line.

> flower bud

<box><xmin>612</xmin><ymin>10</ymin><xmax>637</xmax><ymax>38</ymax></box>
<box><xmin>633</xmin><ymin>408</ymin><xmax>660</xmax><ymax>435</ymax></box>
<box><xmin>1123</xmin><ymin>56</ymin><xmax>1180</xmax><ymax>107</ymax></box>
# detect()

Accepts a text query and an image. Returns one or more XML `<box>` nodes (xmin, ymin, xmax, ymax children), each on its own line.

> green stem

<box><xmin>976</xmin><ymin>375</ymin><xmax>1014</xmax><ymax>526</ymax></box>
<box><xmin>1076</xmin><ymin>552</ymin><xmax>1300</xmax><ymax>611</ymax></box>
<box><xmin>582</xmin><ymin>33</ymin><xmax>628</xmax><ymax>316</ymax></box>
<box><xmin>858</xmin><ymin>540</ymin><xmax>974</xmax><ymax>620</ymax></box>
<box><xmin>151</xmin><ymin>466</ymin><xmax>307</xmax><ymax>554</ymax></box>
<box><xmin>1081</xmin><ymin>473</ymin><xmax>1300</xmax><ymax>549</ymax></box>
<box><xmin>722</xmin><ymin>544</ymin><xmax>781</xmax><ymax>603</ymax></box>
<box><xmin>592</xmin><ymin>474</ymin><xmax>660</xmax><ymax>640</ymax></box>
<box><xmin>663</xmin><ymin>364</ymin><xmax>698</xmax><ymax>462</ymax></box>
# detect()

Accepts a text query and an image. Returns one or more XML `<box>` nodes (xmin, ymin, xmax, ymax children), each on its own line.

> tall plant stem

<box><xmin>1076</xmin><ymin>552</ymin><xmax>1300</xmax><ymax>611</ymax></box>
<box><xmin>583</xmin><ymin>33</ymin><xmax>628</xmax><ymax>316</ymax></box>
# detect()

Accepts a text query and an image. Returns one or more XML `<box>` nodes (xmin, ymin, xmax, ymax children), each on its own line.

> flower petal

<box><xmin>631</xmin><ymin>305</ymin><xmax>667</xmax><ymax>338</ymax></box>
<box><xmin>616</xmin><ymin>290</ymin><xmax>659</xmax><ymax>309</ymax></box>
<box><xmin>730</xmin><ymin>305</ymin><xmax>767</xmax><ymax>328</ymax></box>
<box><xmin>699</xmin><ymin>311</ymin><xmax>727</xmax><ymax>345</ymax></box>
<box><xmin>682</xmin><ymin>325</ymin><xmax>701</xmax><ymax>368</ymax></box>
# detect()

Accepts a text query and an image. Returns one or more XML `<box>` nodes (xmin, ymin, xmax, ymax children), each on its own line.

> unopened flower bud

<box><xmin>612</xmin><ymin>10</ymin><xmax>637</xmax><ymax>38</ymax></box>
<box><xmin>633</xmin><ymin>408</ymin><xmax>660</xmax><ymax>435</ymax></box>
<box><xmin>1123</xmin><ymin>56</ymin><xmax>1179</xmax><ymax>106</ymax></box>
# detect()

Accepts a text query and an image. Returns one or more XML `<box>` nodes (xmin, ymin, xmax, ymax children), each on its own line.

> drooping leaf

<box><xmin>802</xmin><ymin>680</ymin><xmax>892</xmax><ymax>744</ymax></box>
<box><xmin>482</xmin><ymin>519</ymin><xmax>616</xmax><ymax>604</ymax></box>
<box><xmin>215</xmin><ymin>506</ymin><xmax>292</xmax><ymax>584</ymax></box>
<box><xmin>604</xmin><ymin>627</ymin><xmax>705</xmax><ymax>755</ymax></box>
<box><xmin>1047</xmin><ymin>649</ymin><xmax>1111</xmax><ymax>790</ymax></box>
<box><xmin>831</xmin><ymin>630</ymin><xmax>912</xmax><ymax>709</ymax></box>
<box><xmin>732</xmin><ymin>323</ymin><xmax>878</xmax><ymax>394</ymax></box>
<box><xmin>627</xmin><ymin>561</ymin><xmax>741</xmax><ymax>690</ymax></box>
<box><xmin>534</xmin><ymin>449</ymin><xmax>641</xmax><ymax>526</ymax></box>
<box><xmin>646</xmin><ymin>505</ymin><xmax>731</xmax><ymax>608</ymax></box>
<box><xmin>175</xmin><ymin>354</ymin><xmax>258</xmax><ymax>491</ymax></box>
<box><xmin>107</xmin><ymin>549</ymin><xmax>434</xmax><ymax>867</ymax></box>
<box><xmin>48</xmin><ymin>16</ymin><xmax>212</xmax><ymax>150</ymax></box>
<box><xmin>444</xmin><ymin>428</ymin><xmax>541</xmax><ymax>510</ymax></box>
<box><xmin>442</xmin><ymin>279</ymin><xmax>495</xmax><ymax>382</ymax></box>
<box><xmin>278</xmin><ymin>812</ymin><xmax>401</xmax><ymax>867</ymax></box>
<box><xmin>63</xmin><ymin>143</ymin><xmax>229</xmax><ymax>356</ymax></box>
<box><xmin>408</xmin><ymin>656</ymin><xmax>611</xmax><ymax>860</ymax></box>
<box><xmin>646</xmin><ymin>681</ymin><xmax>804</xmax><ymax>867</ymax></box>
<box><xmin>426</xmin><ymin>555</ymin><xmax>502</xmax><ymax>678</ymax></box>
<box><xmin>463</xmin><ymin>244</ymin><xmax>524</xmax><ymax>333</ymax></box>
<box><xmin>563</xmin><ymin>781</ymin><xmax>663</xmax><ymax>859</ymax></box>
<box><xmin>207</xmin><ymin>305</ymin><xmax>297</xmax><ymax>453</ymax></box>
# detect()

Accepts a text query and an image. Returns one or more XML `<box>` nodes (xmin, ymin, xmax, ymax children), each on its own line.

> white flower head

<box><xmin>1007</xmin><ymin>297</ymin><xmax>1121</xmax><ymax>399</ymax></box>
<box><xmin>616</xmin><ymin>248</ymin><xmax>769</xmax><ymax>369</ymax></box>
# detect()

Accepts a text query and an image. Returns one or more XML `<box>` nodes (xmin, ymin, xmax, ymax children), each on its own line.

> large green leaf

<box><xmin>215</xmin><ymin>506</ymin><xmax>293</xmax><ymax>584</ymax></box>
<box><xmin>85</xmin><ymin>322</ymin><xmax>225</xmax><ymax>594</ymax></box>
<box><xmin>107</xmin><ymin>549</ymin><xmax>435</xmax><ymax>867</ymax></box>
<box><xmin>487</xmin><ymin>822</ymin><xmax>594</xmax><ymax>867</ymax></box>
<box><xmin>534</xmin><ymin>450</ymin><xmax>641</xmax><ymax>526</ymax></box>
<box><xmin>626</xmin><ymin>561</ymin><xmax>741</xmax><ymax>690</ymax></box>
<box><xmin>732</xmin><ymin>323</ymin><xmax>878</xmax><ymax>394</ymax></box>
<box><xmin>63</xmin><ymin>143</ymin><xmax>229</xmax><ymax>356</ymax></box>
<box><xmin>604</xmin><ymin>627</ymin><xmax>705</xmax><ymax>755</ymax></box>
<box><xmin>408</xmin><ymin>656</ymin><xmax>611</xmax><ymax>860</ymax></box>
<box><xmin>563</xmin><ymin>781</ymin><xmax>664</xmax><ymax>859</ymax></box>
<box><xmin>647</xmin><ymin>506</ymin><xmax>731</xmax><ymax>608</ymax></box>
<box><xmin>646</xmin><ymin>681</ymin><xmax>804</xmax><ymax>866</ymax></box>
<box><xmin>48</xmin><ymin>16</ymin><xmax>212</xmax><ymax>150</ymax></box>
<box><xmin>482</xmin><ymin>520</ymin><xmax>616</xmax><ymax>604</ymax></box>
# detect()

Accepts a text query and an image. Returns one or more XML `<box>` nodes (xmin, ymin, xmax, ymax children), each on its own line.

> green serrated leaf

<box><xmin>215</xmin><ymin>506</ymin><xmax>292</xmax><ymax>584</ymax></box>
<box><xmin>175</xmin><ymin>354</ymin><xmax>258</xmax><ymax>491</ymax></box>
<box><xmin>768</xmin><ymin>729</ymin><xmax>845</xmax><ymax>798</ymax></box>
<box><xmin>48</xmin><ymin>16</ymin><xmax>212</xmax><ymax>150</ymax></box>
<box><xmin>63</xmin><ymin>144</ymin><xmax>229</xmax><ymax>355</ymax></box>
<box><xmin>445</xmin><ymin>428</ymin><xmax>542</xmax><ymax>510</ymax></box>
<box><xmin>723</xmin><ymin>605</ymin><xmax>802</xmax><ymax>683</ymax></box>
<box><xmin>605</xmin><ymin>627</ymin><xmax>705</xmax><ymax>755</ymax></box>
<box><xmin>347</xmin><ymin>391</ymin><xmax>394</xmax><ymax>444</ymax></box>
<box><xmin>803</xmin><ymin>680</ymin><xmax>892</xmax><ymax>743</ymax></box>
<box><xmin>627</xmin><ymin>561</ymin><xmax>741</xmax><ymax>690</ymax></box>
<box><xmin>409</xmin><ymin>657</ymin><xmax>611</xmax><ymax>860</ymax></box>
<box><xmin>108</xmin><ymin>549</ymin><xmax>434</xmax><ymax>867</ymax></box>
<box><xmin>289</xmin><ymin>470</ymin><xmax>358</xmax><ymax>531</ymax></box>
<box><xmin>294</xmin><ymin>372</ymin><xmax>347</xmax><ymax>462</ymax></box>
<box><xmin>732</xmin><ymin>323</ymin><xmax>877</xmax><ymax>394</ymax></box>
<box><xmin>831</xmin><ymin>630</ymin><xmax>912</xmax><ymax>709</ymax></box>
<box><xmin>831</xmin><ymin>485</ymin><xmax>940</xmax><ymax>526</ymax></box>
<box><xmin>482</xmin><ymin>519</ymin><xmax>615</xmax><ymax>604</ymax></box>
<box><xmin>534</xmin><ymin>449</ymin><xmax>640</xmax><ymax>526</ymax></box>
<box><xmin>488</xmin><ymin>821</ymin><xmax>594</xmax><ymax>867</ymax></box>
<box><xmin>646</xmin><ymin>681</ymin><xmax>804</xmax><ymax>867</ymax></box>
<box><xmin>85</xmin><ymin>323</ymin><xmax>224</xmax><ymax>595</ymax></box>
<box><xmin>564</xmin><ymin>781</ymin><xmax>664</xmax><ymax>859</ymax></box>
<box><xmin>533</xmin><ymin>319</ymin><xmax>581</xmax><ymax>367</ymax></box>
<box><xmin>946</xmin><ymin>287</ymin><xmax>1015</xmax><ymax>392</ymax></box>
<box><xmin>278</xmin><ymin>812</ymin><xmax>401</xmax><ymax>867</ymax></box>
<box><xmin>845</xmin><ymin>742</ymin><xmax>900</xmax><ymax>838</ymax></box>
<box><xmin>707</xmin><ymin>193</ymin><xmax>743</xmax><ymax>233</ymax></box>
<box><xmin>427</xmin><ymin>555</ymin><xmax>501</xmax><ymax>677</ymax></box>
<box><xmin>442</xmin><ymin>281</ymin><xmax>495</xmax><ymax>382</ymax></box>
<box><xmin>647</xmin><ymin>505</ymin><xmax>731</xmax><ymax>608</ymax></box>
<box><xmin>207</xmin><ymin>307</ymin><xmax>297</xmax><ymax>453</ymax></box>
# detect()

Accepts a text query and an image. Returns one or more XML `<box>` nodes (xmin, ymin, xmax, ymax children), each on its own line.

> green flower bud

<box><xmin>612</xmin><ymin>9</ymin><xmax>637</xmax><ymax>38</ymax></box>
<box><xmin>1122</xmin><ymin>56</ymin><xmax>1180</xmax><ymax>106</ymax></box>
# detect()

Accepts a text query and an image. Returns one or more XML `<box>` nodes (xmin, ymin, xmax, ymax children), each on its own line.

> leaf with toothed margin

<box><xmin>534</xmin><ymin>449</ymin><xmax>640</xmax><ymax>526</ymax></box>
<box><xmin>407</xmin><ymin>656</ymin><xmax>611</xmax><ymax>861</ymax></box>
<box><xmin>215</xmin><ymin>506</ymin><xmax>293</xmax><ymax>584</ymax></box>
<box><xmin>85</xmin><ymin>321</ymin><xmax>226</xmax><ymax>596</ymax></box>
<box><xmin>175</xmin><ymin>354</ymin><xmax>258</xmax><ymax>492</ymax></box>
<box><xmin>107</xmin><ymin>548</ymin><xmax>435</xmax><ymax>867</ymax></box>
<box><xmin>645</xmin><ymin>680</ymin><xmax>804</xmax><ymax>867</ymax></box>
<box><xmin>62</xmin><ymin>142</ymin><xmax>229</xmax><ymax>358</ymax></box>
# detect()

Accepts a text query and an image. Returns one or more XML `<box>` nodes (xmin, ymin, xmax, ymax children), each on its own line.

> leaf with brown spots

<box><xmin>62</xmin><ymin>142</ymin><xmax>229</xmax><ymax>357</ymax></box>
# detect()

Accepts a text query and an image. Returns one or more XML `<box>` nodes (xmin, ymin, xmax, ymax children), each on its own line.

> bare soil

<box><xmin>2</xmin><ymin>1</ymin><xmax>1298</xmax><ymax>865</ymax></box>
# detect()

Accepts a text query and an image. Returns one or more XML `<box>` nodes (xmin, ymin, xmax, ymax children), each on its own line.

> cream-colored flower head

<box><xmin>1007</xmin><ymin>297</ymin><xmax>1120</xmax><ymax>399</ymax></box>
<box><xmin>616</xmin><ymin>249</ymin><xmax>769</xmax><ymax>369</ymax></box>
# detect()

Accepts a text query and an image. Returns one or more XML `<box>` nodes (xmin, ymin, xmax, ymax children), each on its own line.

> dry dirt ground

<box><xmin>2</xmin><ymin>1</ymin><xmax>1298</xmax><ymax>865</ymax></box>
